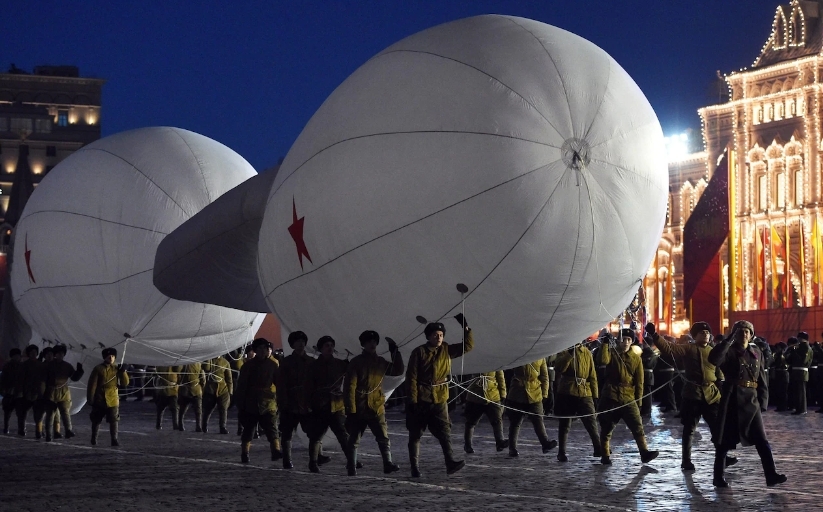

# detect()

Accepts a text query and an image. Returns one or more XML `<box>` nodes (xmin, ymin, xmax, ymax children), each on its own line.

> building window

<box><xmin>35</xmin><ymin>119</ymin><xmax>52</xmax><ymax>134</ymax></box>
<box><xmin>758</xmin><ymin>174</ymin><xmax>768</xmax><ymax>210</ymax></box>
<box><xmin>790</xmin><ymin>100</ymin><xmax>797</xmax><ymax>116</ymax></box>
<box><xmin>46</xmin><ymin>146</ymin><xmax>56</xmax><ymax>157</ymax></box>
<box><xmin>10</xmin><ymin>117</ymin><xmax>33</xmax><ymax>134</ymax></box>
<box><xmin>776</xmin><ymin>173</ymin><xmax>786</xmax><ymax>208</ymax></box>
<box><xmin>795</xmin><ymin>169</ymin><xmax>803</xmax><ymax>205</ymax></box>
<box><xmin>57</xmin><ymin>110</ymin><xmax>68</xmax><ymax>127</ymax></box>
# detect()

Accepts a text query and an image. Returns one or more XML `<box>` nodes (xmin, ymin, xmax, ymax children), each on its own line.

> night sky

<box><xmin>3</xmin><ymin>1</ymin><xmax>784</xmax><ymax>171</ymax></box>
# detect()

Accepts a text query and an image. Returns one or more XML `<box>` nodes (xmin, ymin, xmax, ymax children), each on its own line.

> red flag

<box><xmin>756</xmin><ymin>226</ymin><xmax>767</xmax><ymax>309</ymax></box>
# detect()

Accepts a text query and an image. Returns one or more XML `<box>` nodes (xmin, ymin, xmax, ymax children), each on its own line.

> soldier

<box><xmin>1</xmin><ymin>348</ymin><xmax>22</xmax><ymax>434</ymax></box>
<box><xmin>753</xmin><ymin>337</ymin><xmax>773</xmax><ymax>411</ymax></box>
<box><xmin>278</xmin><ymin>331</ymin><xmax>313</xmax><ymax>469</ymax></box>
<box><xmin>554</xmin><ymin>342</ymin><xmax>601</xmax><ymax>462</ymax></box>
<box><xmin>177</xmin><ymin>361</ymin><xmax>206</xmax><ymax>431</ymax></box>
<box><xmin>15</xmin><ymin>345</ymin><xmax>46</xmax><ymax>438</ymax></box>
<box><xmin>709</xmin><ymin>320</ymin><xmax>786</xmax><ymax>487</ymax></box>
<box><xmin>787</xmin><ymin>331</ymin><xmax>813</xmax><ymax>415</ymax></box>
<box><xmin>43</xmin><ymin>345</ymin><xmax>84</xmax><ymax>441</ymax></box>
<box><xmin>463</xmin><ymin>369</ymin><xmax>507</xmax><ymax>454</ymax></box>
<box><xmin>234</xmin><ymin>338</ymin><xmax>281</xmax><ymax>463</ymax></box>
<box><xmin>651</xmin><ymin>322</ymin><xmax>736</xmax><ymax>471</ymax></box>
<box><xmin>597</xmin><ymin>329</ymin><xmax>659</xmax><ymax>465</ymax></box>
<box><xmin>232</xmin><ymin>345</ymin><xmax>253</xmax><ymax>436</ymax></box>
<box><xmin>86</xmin><ymin>347</ymin><xmax>129</xmax><ymax>446</ymax></box>
<box><xmin>640</xmin><ymin>325</ymin><xmax>659</xmax><ymax>417</ymax></box>
<box><xmin>202</xmin><ymin>354</ymin><xmax>233</xmax><ymax>433</ymax></box>
<box><xmin>506</xmin><ymin>356</ymin><xmax>558</xmax><ymax>458</ymax></box>
<box><xmin>154</xmin><ymin>366</ymin><xmax>181</xmax><ymax>430</ymax></box>
<box><xmin>306</xmin><ymin>335</ymin><xmax>349</xmax><ymax>472</ymax></box>
<box><xmin>771</xmin><ymin>341</ymin><xmax>790</xmax><ymax>412</ymax></box>
<box><xmin>345</xmin><ymin>330</ymin><xmax>404</xmax><ymax>476</ymax></box>
<box><xmin>653</xmin><ymin>336</ymin><xmax>679</xmax><ymax>414</ymax></box>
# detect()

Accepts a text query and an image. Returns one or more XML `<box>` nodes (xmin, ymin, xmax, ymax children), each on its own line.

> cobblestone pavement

<box><xmin>0</xmin><ymin>401</ymin><xmax>820</xmax><ymax>511</ymax></box>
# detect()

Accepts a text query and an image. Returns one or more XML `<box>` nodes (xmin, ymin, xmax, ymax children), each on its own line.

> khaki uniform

<box><xmin>44</xmin><ymin>360</ymin><xmax>84</xmax><ymax>440</ymax></box>
<box><xmin>87</xmin><ymin>362</ymin><xmax>129</xmax><ymax>445</ymax></box>
<box><xmin>554</xmin><ymin>346</ymin><xmax>601</xmax><ymax>457</ymax></box>
<box><xmin>597</xmin><ymin>344</ymin><xmax>650</xmax><ymax>458</ymax></box>
<box><xmin>234</xmin><ymin>356</ymin><xmax>281</xmax><ymax>457</ymax></box>
<box><xmin>345</xmin><ymin>349</ymin><xmax>404</xmax><ymax>470</ymax></box>
<box><xmin>406</xmin><ymin>328</ymin><xmax>474</xmax><ymax>468</ymax></box>
<box><xmin>154</xmin><ymin>366</ymin><xmax>181</xmax><ymax>429</ymax></box>
<box><xmin>178</xmin><ymin>362</ymin><xmax>206</xmax><ymax>431</ymax></box>
<box><xmin>507</xmin><ymin>358</ymin><xmax>555</xmax><ymax>453</ymax></box>
<box><xmin>307</xmin><ymin>355</ymin><xmax>350</xmax><ymax>466</ymax></box>
<box><xmin>15</xmin><ymin>358</ymin><xmax>46</xmax><ymax>437</ymax></box>
<box><xmin>1</xmin><ymin>359</ymin><xmax>21</xmax><ymax>434</ymax></box>
<box><xmin>202</xmin><ymin>356</ymin><xmax>233</xmax><ymax>432</ymax></box>
<box><xmin>464</xmin><ymin>370</ymin><xmax>507</xmax><ymax>449</ymax></box>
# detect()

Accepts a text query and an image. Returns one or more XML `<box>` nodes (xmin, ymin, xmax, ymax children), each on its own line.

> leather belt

<box><xmin>734</xmin><ymin>380</ymin><xmax>758</xmax><ymax>388</ymax></box>
<box><xmin>792</xmin><ymin>367</ymin><xmax>809</xmax><ymax>371</ymax></box>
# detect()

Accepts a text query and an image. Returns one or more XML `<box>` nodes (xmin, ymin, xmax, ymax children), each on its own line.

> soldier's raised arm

<box><xmin>447</xmin><ymin>316</ymin><xmax>474</xmax><ymax>359</ymax></box>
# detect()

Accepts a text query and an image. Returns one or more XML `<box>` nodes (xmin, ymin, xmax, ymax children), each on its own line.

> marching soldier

<box><xmin>1</xmin><ymin>348</ymin><xmax>22</xmax><ymax>435</ymax></box>
<box><xmin>234</xmin><ymin>338</ymin><xmax>281</xmax><ymax>463</ymax></box>
<box><xmin>86</xmin><ymin>347</ymin><xmax>129</xmax><ymax>446</ymax></box>
<box><xmin>232</xmin><ymin>345</ymin><xmax>253</xmax><ymax>436</ymax></box>
<box><xmin>345</xmin><ymin>330</ymin><xmax>404</xmax><ymax>476</ymax></box>
<box><xmin>178</xmin><ymin>361</ymin><xmax>206</xmax><ymax>431</ymax></box>
<box><xmin>154</xmin><ymin>366</ymin><xmax>181</xmax><ymax>430</ymax></box>
<box><xmin>15</xmin><ymin>345</ymin><xmax>46</xmax><ymax>438</ymax></box>
<box><xmin>640</xmin><ymin>325</ymin><xmax>659</xmax><ymax>417</ymax></box>
<box><xmin>506</xmin><ymin>356</ymin><xmax>558</xmax><ymax>458</ymax></box>
<box><xmin>787</xmin><ymin>331</ymin><xmax>813</xmax><ymax>415</ymax></box>
<box><xmin>306</xmin><ymin>336</ymin><xmax>348</xmax><ymax>472</ymax></box>
<box><xmin>202</xmin><ymin>354</ymin><xmax>233</xmax><ymax>433</ymax></box>
<box><xmin>651</xmin><ymin>322</ymin><xmax>736</xmax><ymax>471</ymax></box>
<box><xmin>463</xmin><ymin>369</ymin><xmax>508</xmax><ymax>454</ymax></box>
<box><xmin>597</xmin><ymin>329</ymin><xmax>659</xmax><ymax>465</ymax></box>
<box><xmin>709</xmin><ymin>321</ymin><xmax>785</xmax><ymax>487</ymax></box>
<box><xmin>278</xmin><ymin>331</ymin><xmax>313</xmax><ymax>469</ymax></box>
<box><xmin>554</xmin><ymin>341</ymin><xmax>601</xmax><ymax>462</ymax></box>
<box><xmin>44</xmin><ymin>345</ymin><xmax>84</xmax><ymax>441</ymax></box>
<box><xmin>771</xmin><ymin>341</ymin><xmax>790</xmax><ymax>412</ymax></box>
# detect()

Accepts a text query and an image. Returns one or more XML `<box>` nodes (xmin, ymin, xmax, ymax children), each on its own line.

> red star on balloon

<box><xmin>288</xmin><ymin>197</ymin><xmax>312</xmax><ymax>270</ymax></box>
<box><xmin>24</xmin><ymin>234</ymin><xmax>36</xmax><ymax>284</ymax></box>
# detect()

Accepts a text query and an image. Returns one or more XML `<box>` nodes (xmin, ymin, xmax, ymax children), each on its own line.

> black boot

<box><xmin>409</xmin><ymin>441</ymin><xmax>421</xmax><ymax>478</ymax></box>
<box><xmin>713</xmin><ymin>451</ymin><xmax>728</xmax><ymax>487</ymax></box>
<box><xmin>156</xmin><ymin>411</ymin><xmax>163</xmax><ymax>430</ymax></box>
<box><xmin>380</xmin><ymin>445</ymin><xmax>400</xmax><ymax>474</ymax></box>
<box><xmin>508</xmin><ymin>424</ymin><xmax>520</xmax><ymax>457</ymax></box>
<box><xmin>757</xmin><ymin>443</ymin><xmax>787</xmax><ymax>487</ymax></box>
<box><xmin>464</xmin><ymin>426</ymin><xmax>474</xmax><ymax>454</ymax></box>
<box><xmin>110</xmin><ymin>422</ymin><xmax>119</xmax><ymax>447</ymax></box>
<box><xmin>346</xmin><ymin>447</ymin><xmax>358</xmax><ymax>476</ymax></box>
<box><xmin>91</xmin><ymin>422</ymin><xmax>100</xmax><ymax>446</ymax></box>
<box><xmin>308</xmin><ymin>440</ymin><xmax>321</xmax><ymax>473</ymax></box>
<box><xmin>282</xmin><ymin>440</ymin><xmax>293</xmax><ymax>469</ymax></box>
<box><xmin>681</xmin><ymin>434</ymin><xmax>695</xmax><ymax>471</ymax></box>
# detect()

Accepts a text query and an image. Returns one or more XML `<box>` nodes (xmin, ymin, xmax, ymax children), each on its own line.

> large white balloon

<box><xmin>258</xmin><ymin>15</ymin><xmax>667</xmax><ymax>371</ymax></box>
<box><xmin>11</xmin><ymin>127</ymin><xmax>263</xmax><ymax>366</ymax></box>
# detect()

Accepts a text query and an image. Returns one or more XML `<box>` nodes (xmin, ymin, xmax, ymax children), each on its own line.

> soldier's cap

<box><xmin>620</xmin><ymin>328</ymin><xmax>636</xmax><ymax>341</ymax></box>
<box><xmin>102</xmin><ymin>347</ymin><xmax>117</xmax><ymax>358</ymax></box>
<box><xmin>359</xmin><ymin>330</ymin><xmax>380</xmax><ymax>345</ymax></box>
<box><xmin>316</xmin><ymin>335</ymin><xmax>335</xmax><ymax>349</ymax></box>
<box><xmin>788</xmin><ymin>336</ymin><xmax>798</xmax><ymax>345</ymax></box>
<box><xmin>9</xmin><ymin>348</ymin><xmax>21</xmax><ymax>357</ymax></box>
<box><xmin>689</xmin><ymin>321</ymin><xmax>712</xmax><ymax>337</ymax></box>
<box><xmin>424</xmin><ymin>322</ymin><xmax>446</xmax><ymax>338</ymax></box>
<box><xmin>252</xmin><ymin>338</ymin><xmax>273</xmax><ymax>350</ymax></box>
<box><xmin>287</xmin><ymin>331</ymin><xmax>308</xmax><ymax>347</ymax></box>
<box><xmin>41</xmin><ymin>347</ymin><xmax>53</xmax><ymax>355</ymax></box>
<box><xmin>25</xmin><ymin>344</ymin><xmax>39</xmax><ymax>355</ymax></box>
<box><xmin>53</xmin><ymin>344</ymin><xmax>68</xmax><ymax>355</ymax></box>
<box><xmin>731</xmin><ymin>320</ymin><xmax>754</xmax><ymax>337</ymax></box>
<box><xmin>244</xmin><ymin>345</ymin><xmax>255</xmax><ymax>354</ymax></box>
<box><xmin>798</xmin><ymin>331</ymin><xmax>810</xmax><ymax>341</ymax></box>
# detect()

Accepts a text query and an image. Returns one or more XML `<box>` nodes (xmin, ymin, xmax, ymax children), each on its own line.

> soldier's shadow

<box><xmin>593</xmin><ymin>464</ymin><xmax>658</xmax><ymax>507</ymax></box>
<box><xmin>683</xmin><ymin>470</ymin><xmax>789</xmax><ymax>511</ymax></box>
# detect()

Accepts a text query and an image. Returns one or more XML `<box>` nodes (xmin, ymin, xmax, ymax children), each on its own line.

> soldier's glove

<box><xmin>76</xmin><ymin>363</ymin><xmax>83</xmax><ymax>370</ymax></box>
<box><xmin>386</xmin><ymin>337</ymin><xmax>398</xmax><ymax>355</ymax></box>
<box><xmin>454</xmin><ymin>313</ymin><xmax>468</xmax><ymax>329</ymax></box>
<box><xmin>117</xmin><ymin>364</ymin><xmax>127</xmax><ymax>372</ymax></box>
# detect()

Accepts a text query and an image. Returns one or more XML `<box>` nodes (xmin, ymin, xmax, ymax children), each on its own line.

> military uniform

<box><xmin>15</xmin><ymin>356</ymin><xmax>46</xmax><ymax>438</ymax></box>
<box><xmin>463</xmin><ymin>370</ymin><xmax>507</xmax><ymax>453</ymax></box>
<box><xmin>278</xmin><ymin>351</ymin><xmax>313</xmax><ymax>468</ymax></box>
<box><xmin>202</xmin><ymin>356</ymin><xmax>233</xmax><ymax>433</ymax></box>
<box><xmin>505</xmin><ymin>357</ymin><xmax>558</xmax><ymax>457</ymax></box>
<box><xmin>43</xmin><ymin>358</ymin><xmax>84</xmax><ymax>441</ymax></box>
<box><xmin>597</xmin><ymin>343</ymin><xmax>657</xmax><ymax>464</ymax></box>
<box><xmin>554</xmin><ymin>345</ymin><xmax>600</xmax><ymax>461</ymax></box>
<box><xmin>653</xmin><ymin>333</ymin><xmax>722</xmax><ymax>470</ymax></box>
<box><xmin>177</xmin><ymin>362</ymin><xmax>206</xmax><ymax>431</ymax></box>
<box><xmin>406</xmin><ymin>326</ymin><xmax>473</xmax><ymax>475</ymax></box>
<box><xmin>653</xmin><ymin>349</ymin><xmax>679</xmax><ymax>413</ymax></box>
<box><xmin>154</xmin><ymin>366</ymin><xmax>181</xmax><ymax>430</ymax></box>
<box><xmin>709</xmin><ymin>321</ymin><xmax>784</xmax><ymax>487</ymax></box>
<box><xmin>786</xmin><ymin>338</ymin><xmax>813</xmax><ymax>414</ymax></box>
<box><xmin>640</xmin><ymin>341</ymin><xmax>658</xmax><ymax>416</ymax></box>
<box><xmin>306</xmin><ymin>353</ymin><xmax>349</xmax><ymax>471</ymax></box>
<box><xmin>771</xmin><ymin>345</ymin><xmax>790</xmax><ymax>411</ymax></box>
<box><xmin>87</xmin><ymin>361</ymin><xmax>129</xmax><ymax>446</ymax></box>
<box><xmin>234</xmin><ymin>353</ymin><xmax>280</xmax><ymax>462</ymax></box>
<box><xmin>345</xmin><ymin>348</ymin><xmax>404</xmax><ymax>474</ymax></box>
<box><xmin>1</xmin><ymin>356</ymin><xmax>21</xmax><ymax>435</ymax></box>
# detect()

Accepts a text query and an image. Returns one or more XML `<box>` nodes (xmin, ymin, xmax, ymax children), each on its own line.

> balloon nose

<box><xmin>561</xmin><ymin>137</ymin><xmax>591</xmax><ymax>172</ymax></box>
